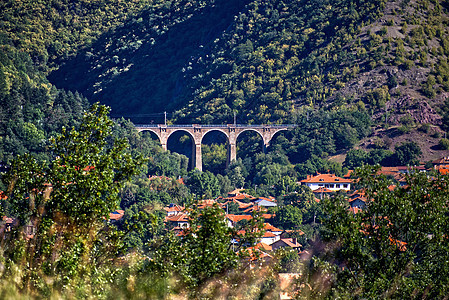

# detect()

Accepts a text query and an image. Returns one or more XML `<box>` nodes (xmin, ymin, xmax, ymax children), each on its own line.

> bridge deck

<box><xmin>135</xmin><ymin>124</ymin><xmax>296</xmax><ymax>128</ymax></box>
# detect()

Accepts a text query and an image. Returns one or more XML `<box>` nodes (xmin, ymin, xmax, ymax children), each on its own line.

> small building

<box><xmin>432</xmin><ymin>157</ymin><xmax>449</xmax><ymax>167</ymax></box>
<box><xmin>253</xmin><ymin>198</ymin><xmax>277</xmax><ymax>207</ymax></box>
<box><xmin>226</xmin><ymin>214</ymin><xmax>253</xmax><ymax>228</ymax></box>
<box><xmin>109</xmin><ymin>210</ymin><xmax>125</xmax><ymax>222</ymax></box>
<box><xmin>164</xmin><ymin>204</ymin><xmax>184</xmax><ymax>216</ymax></box>
<box><xmin>260</xmin><ymin>231</ymin><xmax>280</xmax><ymax>245</ymax></box>
<box><xmin>300</xmin><ymin>173</ymin><xmax>352</xmax><ymax>191</ymax></box>
<box><xmin>312</xmin><ymin>187</ymin><xmax>334</xmax><ymax>200</ymax></box>
<box><xmin>271</xmin><ymin>238</ymin><xmax>302</xmax><ymax>251</ymax></box>
<box><xmin>165</xmin><ymin>213</ymin><xmax>189</xmax><ymax>228</ymax></box>
<box><xmin>348</xmin><ymin>190</ymin><xmax>367</xmax><ymax>210</ymax></box>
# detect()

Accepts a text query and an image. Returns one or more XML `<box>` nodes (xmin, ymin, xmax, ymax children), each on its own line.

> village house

<box><xmin>165</xmin><ymin>213</ymin><xmax>189</xmax><ymax>228</ymax></box>
<box><xmin>300</xmin><ymin>173</ymin><xmax>352</xmax><ymax>191</ymax></box>
<box><xmin>253</xmin><ymin>197</ymin><xmax>277</xmax><ymax>207</ymax></box>
<box><xmin>271</xmin><ymin>238</ymin><xmax>302</xmax><ymax>251</ymax></box>
<box><xmin>432</xmin><ymin>157</ymin><xmax>449</xmax><ymax>167</ymax></box>
<box><xmin>348</xmin><ymin>190</ymin><xmax>367</xmax><ymax>210</ymax></box>
<box><xmin>109</xmin><ymin>210</ymin><xmax>125</xmax><ymax>223</ymax></box>
<box><xmin>260</xmin><ymin>231</ymin><xmax>280</xmax><ymax>245</ymax></box>
<box><xmin>164</xmin><ymin>204</ymin><xmax>184</xmax><ymax>216</ymax></box>
<box><xmin>226</xmin><ymin>214</ymin><xmax>253</xmax><ymax>228</ymax></box>
<box><xmin>312</xmin><ymin>187</ymin><xmax>333</xmax><ymax>200</ymax></box>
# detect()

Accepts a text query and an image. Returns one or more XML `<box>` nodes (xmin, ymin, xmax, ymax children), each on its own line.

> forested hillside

<box><xmin>3</xmin><ymin>0</ymin><xmax>449</xmax><ymax>166</ymax></box>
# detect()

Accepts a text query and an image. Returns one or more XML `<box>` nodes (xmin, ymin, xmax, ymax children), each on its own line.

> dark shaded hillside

<box><xmin>49</xmin><ymin>0</ymin><xmax>251</xmax><ymax>119</ymax></box>
<box><xmin>50</xmin><ymin>0</ymin><xmax>386</xmax><ymax>123</ymax></box>
<box><xmin>4</xmin><ymin>0</ymin><xmax>449</xmax><ymax>163</ymax></box>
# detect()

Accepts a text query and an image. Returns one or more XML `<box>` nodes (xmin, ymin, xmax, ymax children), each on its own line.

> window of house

<box><xmin>343</xmin><ymin>184</ymin><xmax>348</xmax><ymax>188</ymax></box>
<box><xmin>336</xmin><ymin>184</ymin><xmax>340</xmax><ymax>188</ymax></box>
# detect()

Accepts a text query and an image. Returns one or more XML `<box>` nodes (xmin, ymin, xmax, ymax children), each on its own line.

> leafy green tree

<box><xmin>2</xmin><ymin>103</ymin><xmax>143</xmax><ymax>288</ymax></box>
<box><xmin>185</xmin><ymin>170</ymin><xmax>220</xmax><ymax>199</ymax></box>
<box><xmin>273</xmin><ymin>205</ymin><xmax>303</xmax><ymax>230</ymax></box>
<box><xmin>149</xmin><ymin>204</ymin><xmax>239</xmax><ymax>290</ymax></box>
<box><xmin>344</xmin><ymin>148</ymin><xmax>368</xmax><ymax>168</ymax></box>
<box><xmin>393</xmin><ymin>141</ymin><xmax>422</xmax><ymax>165</ymax></box>
<box><xmin>321</xmin><ymin>166</ymin><xmax>449</xmax><ymax>298</ymax></box>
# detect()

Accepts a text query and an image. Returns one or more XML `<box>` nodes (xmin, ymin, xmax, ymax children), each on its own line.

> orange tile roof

<box><xmin>301</xmin><ymin>173</ymin><xmax>352</xmax><ymax>184</ymax></box>
<box><xmin>243</xmin><ymin>206</ymin><xmax>267</xmax><ymax>213</ymax></box>
<box><xmin>343</xmin><ymin>170</ymin><xmax>354</xmax><ymax>178</ymax></box>
<box><xmin>439</xmin><ymin>168</ymin><xmax>449</xmax><ymax>175</ymax></box>
<box><xmin>263</xmin><ymin>231</ymin><xmax>277</xmax><ymax>238</ymax></box>
<box><xmin>164</xmin><ymin>204</ymin><xmax>184</xmax><ymax>212</ymax></box>
<box><xmin>263</xmin><ymin>223</ymin><xmax>282</xmax><ymax>232</ymax></box>
<box><xmin>389</xmin><ymin>237</ymin><xmax>407</xmax><ymax>251</ymax></box>
<box><xmin>231</xmin><ymin>193</ymin><xmax>257</xmax><ymax>201</ymax></box>
<box><xmin>275</xmin><ymin>238</ymin><xmax>302</xmax><ymax>248</ymax></box>
<box><xmin>165</xmin><ymin>213</ymin><xmax>189</xmax><ymax>223</ymax></box>
<box><xmin>349</xmin><ymin>207</ymin><xmax>363</xmax><ymax>214</ymax></box>
<box><xmin>387</xmin><ymin>185</ymin><xmax>397</xmax><ymax>191</ymax></box>
<box><xmin>228</xmin><ymin>188</ymin><xmax>245</xmax><ymax>195</ymax></box>
<box><xmin>223</xmin><ymin>199</ymin><xmax>253</xmax><ymax>209</ymax></box>
<box><xmin>196</xmin><ymin>199</ymin><xmax>216</xmax><ymax>208</ymax></box>
<box><xmin>377</xmin><ymin>167</ymin><xmax>399</xmax><ymax>176</ymax></box>
<box><xmin>109</xmin><ymin>210</ymin><xmax>125</xmax><ymax>221</ymax></box>
<box><xmin>242</xmin><ymin>248</ymin><xmax>273</xmax><ymax>261</ymax></box>
<box><xmin>253</xmin><ymin>242</ymin><xmax>272</xmax><ymax>251</ymax></box>
<box><xmin>312</xmin><ymin>187</ymin><xmax>334</xmax><ymax>193</ymax></box>
<box><xmin>226</xmin><ymin>214</ymin><xmax>253</xmax><ymax>223</ymax></box>
<box><xmin>349</xmin><ymin>196</ymin><xmax>367</xmax><ymax>204</ymax></box>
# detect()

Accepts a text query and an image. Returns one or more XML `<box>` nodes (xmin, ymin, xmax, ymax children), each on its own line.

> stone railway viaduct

<box><xmin>135</xmin><ymin>124</ymin><xmax>295</xmax><ymax>171</ymax></box>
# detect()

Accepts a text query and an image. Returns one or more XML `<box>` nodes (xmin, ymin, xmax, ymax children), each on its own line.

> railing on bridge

<box><xmin>135</xmin><ymin>124</ymin><xmax>297</xmax><ymax>128</ymax></box>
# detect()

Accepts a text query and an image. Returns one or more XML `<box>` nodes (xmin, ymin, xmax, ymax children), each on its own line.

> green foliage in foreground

<box><xmin>319</xmin><ymin>166</ymin><xmax>449</xmax><ymax>298</ymax></box>
<box><xmin>0</xmin><ymin>104</ymin><xmax>144</xmax><ymax>294</ymax></box>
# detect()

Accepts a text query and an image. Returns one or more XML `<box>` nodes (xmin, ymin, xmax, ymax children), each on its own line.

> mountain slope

<box><xmin>3</xmin><ymin>0</ymin><xmax>449</xmax><ymax>163</ymax></box>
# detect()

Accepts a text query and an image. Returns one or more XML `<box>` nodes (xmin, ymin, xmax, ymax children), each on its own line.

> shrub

<box><xmin>439</xmin><ymin>138</ymin><xmax>449</xmax><ymax>150</ymax></box>
<box><xmin>418</xmin><ymin>123</ymin><xmax>431</xmax><ymax>133</ymax></box>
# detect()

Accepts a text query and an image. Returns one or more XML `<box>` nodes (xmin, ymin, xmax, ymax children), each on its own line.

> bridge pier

<box><xmin>227</xmin><ymin>142</ymin><xmax>237</xmax><ymax>167</ymax></box>
<box><xmin>194</xmin><ymin>142</ymin><xmax>202</xmax><ymax>171</ymax></box>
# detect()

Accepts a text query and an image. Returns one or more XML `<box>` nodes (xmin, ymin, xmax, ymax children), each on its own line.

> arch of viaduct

<box><xmin>135</xmin><ymin>124</ymin><xmax>296</xmax><ymax>171</ymax></box>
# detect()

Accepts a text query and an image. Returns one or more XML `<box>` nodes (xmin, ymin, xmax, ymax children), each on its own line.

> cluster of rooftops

<box><xmin>3</xmin><ymin>157</ymin><xmax>449</xmax><ymax>257</ymax></box>
<box><xmin>162</xmin><ymin>189</ymin><xmax>303</xmax><ymax>261</ymax></box>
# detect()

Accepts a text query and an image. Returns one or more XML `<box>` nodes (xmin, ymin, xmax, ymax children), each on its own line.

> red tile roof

<box><xmin>301</xmin><ymin>173</ymin><xmax>352</xmax><ymax>184</ymax></box>
<box><xmin>274</xmin><ymin>238</ymin><xmax>302</xmax><ymax>248</ymax></box>
<box><xmin>222</xmin><ymin>199</ymin><xmax>253</xmax><ymax>209</ymax></box>
<box><xmin>226</xmin><ymin>214</ymin><xmax>253</xmax><ymax>223</ymax></box>
<box><xmin>263</xmin><ymin>223</ymin><xmax>282</xmax><ymax>232</ymax></box>
<box><xmin>165</xmin><ymin>213</ymin><xmax>189</xmax><ymax>223</ymax></box>
<box><xmin>164</xmin><ymin>204</ymin><xmax>184</xmax><ymax>212</ymax></box>
<box><xmin>0</xmin><ymin>191</ymin><xmax>7</xmax><ymax>200</ymax></box>
<box><xmin>252</xmin><ymin>242</ymin><xmax>272</xmax><ymax>251</ymax></box>
<box><xmin>312</xmin><ymin>187</ymin><xmax>334</xmax><ymax>193</ymax></box>
<box><xmin>109</xmin><ymin>210</ymin><xmax>125</xmax><ymax>221</ymax></box>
